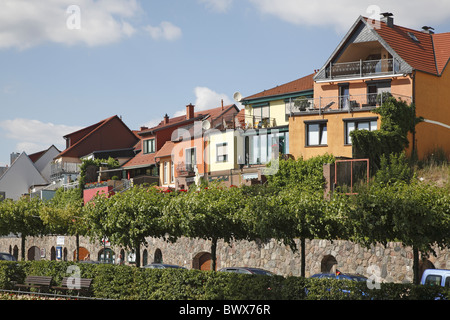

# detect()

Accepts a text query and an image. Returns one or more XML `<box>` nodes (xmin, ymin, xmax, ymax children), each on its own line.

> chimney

<box><xmin>140</xmin><ymin>126</ymin><xmax>148</xmax><ymax>131</ymax></box>
<box><xmin>186</xmin><ymin>104</ymin><xmax>195</xmax><ymax>120</ymax></box>
<box><xmin>422</xmin><ymin>26</ymin><xmax>435</xmax><ymax>34</ymax></box>
<box><xmin>221</xmin><ymin>99</ymin><xmax>224</xmax><ymax>110</ymax></box>
<box><xmin>380</xmin><ymin>12</ymin><xmax>394</xmax><ymax>28</ymax></box>
<box><xmin>164</xmin><ymin>114</ymin><xmax>170</xmax><ymax>125</ymax></box>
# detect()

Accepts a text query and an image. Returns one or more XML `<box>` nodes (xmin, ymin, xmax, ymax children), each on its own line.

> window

<box><xmin>143</xmin><ymin>139</ymin><xmax>156</xmax><ymax>154</ymax></box>
<box><xmin>345</xmin><ymin>118</ymin><xmax>378</xmax><ymax>145</ymax></box>
<box><xmin>339</xmin><ymin>84</ymin><xmax>350</xmax><ymax>109</ymax></box>
<box><xmin>216</xmin><ymin>143</ymin><xmax>228</xmax><ymax>162</ymax></box>
<box><xmin>253</xmin><ymin>104</ymin><xmax>270</xmax><ymax>124</ymax></box>
<box><xmin>171</xmin><ymin>162</ymin><xmax>175</xmax><ymax>183</ymax></box>
<box><xmin>185</xmin><ymin>148</ymin><xmax>196</xmax><ymax>171</ymax></box>
<box><xmin>245</xmin><ymin>130</ymin><xmax>289</xmax><ymax>165</ymax></box>
<box><xmin>425</xmin><ymin>275</ymin><xmax>442</xmax><ymax>286</ymax></box>
<box><xmin>306</xmin><ymin>121</ymin><xmax>327</xmax><ymax>146</ymax></box>
<box><xmin>163</xmin><ymin>162</ymin><xmax>169</xmax><ymax>185</ymax></box>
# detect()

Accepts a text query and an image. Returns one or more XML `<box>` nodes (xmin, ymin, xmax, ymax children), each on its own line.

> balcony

<box><xmin>50</xmin><ymin>161</ymin><xmax>81</xmax><ymax>181</ymax></box>
<box><xmin>176</xmin><ymin>163</ymin><xmax>195</xmax><ymax>177</ymax></box>
<box><xmin>287</xmin><ymin>92</ymin><xmax>412</xmax><ymax>115</ymax></box>
<box><xmin>317</xmin><ymin>58</ymin><xmax>404</xmax><ymax>81</ymax></box>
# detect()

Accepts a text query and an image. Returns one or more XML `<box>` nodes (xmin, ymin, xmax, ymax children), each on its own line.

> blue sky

<box><xmin>1</xmin><ymin>0</ymin><xmax>450</xmax><ymax>166</ymax></box>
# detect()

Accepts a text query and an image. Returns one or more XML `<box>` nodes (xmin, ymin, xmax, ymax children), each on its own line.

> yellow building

<box><xmin>289</xmin><ymin>14</ymin><xmax>450</xmax><ymax>161</ymax></box>
<box><xmin>240</xmin><ymin>74</ymin><xmax>314</xmax><ymax>163</ymax></box>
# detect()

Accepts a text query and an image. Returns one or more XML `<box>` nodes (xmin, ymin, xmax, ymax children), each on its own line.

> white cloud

<box><xmin>199</xmin><ymin>0</ymin><xmax>234</xmax><ymax>13</ymax></box>
<box><xmin>144</xmin><ymin>21</ymin><xmax>182</xmax><ymax>41</ymax></box>
<box><xmin>0</xmin><ymin>0</ymin><xmax>142</xmax><ymax>50</ymax></box>
<box><xmin>0</xmin><ymin>118</ymin><xmax>82</xmax><ymax>154</ymax></box>
<box><xmin>174</xmin><ymin>87</ymin><xmax>234</xmax><ymax>117</ymax></box>
<box><xmin>248</xmin><ymin>0</ymin><xmax>450</xmax><ymax>32</ymax></box>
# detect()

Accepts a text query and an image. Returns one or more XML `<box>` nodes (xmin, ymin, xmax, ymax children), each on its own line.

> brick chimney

<box><xmin>164</xmin><ymin>114</ymin><xmax>170</xmax><ymax>125</ymax></box>
<box><xmin>186</xmin><ymin>104</ymin><xmax>195</xmax><ymax>120</ymax></box>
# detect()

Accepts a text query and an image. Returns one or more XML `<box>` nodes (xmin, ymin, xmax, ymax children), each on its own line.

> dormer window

<box><xmin>143</xmin><ymin>139</ymin><xmax>155</xmax><ymax>154</ymax></box>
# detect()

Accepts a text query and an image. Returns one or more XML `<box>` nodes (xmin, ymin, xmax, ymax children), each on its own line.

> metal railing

<box><xmin>50</xmin><ymin>162</ymin><xmax>81</xmax><ymax>181</ymax></box>
<box><xmin>325</xmin><ymin>58</ymin><xmax>402</xmax><ymax>79</ymax></box>
<box><xmin>287</xmin><ymin>93</ymin><xmax>412</xmax><ymax>115</ymax></box>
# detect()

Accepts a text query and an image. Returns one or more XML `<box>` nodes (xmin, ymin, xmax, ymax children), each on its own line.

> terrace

<box><xmin>287</xmin><ymin>92</ymin><xmax>412</xmax><ymax>116</ymax></box>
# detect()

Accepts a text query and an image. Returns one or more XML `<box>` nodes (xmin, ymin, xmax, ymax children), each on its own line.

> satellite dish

<box><xmin>233</xmin><ymin>92</ymin><xmax>242</xmax><ymax>102</ymax></box>
<box><xmin>202</xmin><ymin>120</ymin><xmax>211</xmax><ymax>130</ymax></box>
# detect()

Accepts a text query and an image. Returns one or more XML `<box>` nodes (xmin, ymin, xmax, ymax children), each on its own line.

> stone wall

<box><xmin>0</xmin><ymin>235</ymin><xmax>448</xmax><ymax>284</ymax></box>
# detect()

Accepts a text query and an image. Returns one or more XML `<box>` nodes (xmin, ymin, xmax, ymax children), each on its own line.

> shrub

<box><xmin>0</xmin><ymin>261</ymin><xmax>448</xmax><ymax>300</ymax></box>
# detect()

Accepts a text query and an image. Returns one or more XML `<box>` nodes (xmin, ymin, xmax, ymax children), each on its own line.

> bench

<box><xmin>52</xmin><ymin>277</ymin><xmax>93</xmax><ymax>296</ymax></box>
<box><xmin>15</xmin><ymin>276</ymin><xmax>53</xmax><ymax>293</ymax></box>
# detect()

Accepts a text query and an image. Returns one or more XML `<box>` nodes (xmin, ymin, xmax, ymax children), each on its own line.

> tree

<box><xmin>348</xmin><ymin>181</ymin><xmax>450</xmax><ymax>284</ymax></box>
<box><xmin>0</xmin><ymin>197</ymin><xmax>45</xmax><ymax>261</ymax></box>
<box><xmin>83</xmin><ymin>185</ymin><xmax>169</xmax><ymax>267</ymax></box>
<box><xmin>164</xmin><ymin>184</ymin><xmax>249</xmax><ymax>271</ymax></box>
<box><xmin>40</xmin><ymin>188</ymin><xmax>85</xmax><ymax>261</ymax></box>
<box><xmin>265</xmin><ymin>154</ymin><xmax>335</xmax><ymax>191</ymax></box>
<box><xmin>247</xmin><ymin>185</ymin><xmax>345</xmax><ymax>277</ymax></box>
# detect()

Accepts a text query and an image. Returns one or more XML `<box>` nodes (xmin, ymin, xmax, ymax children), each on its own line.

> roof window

<box><xmin>407</xmin><ymin>32</ymin><xmax>420</xmax><ymax>42</ymax></box>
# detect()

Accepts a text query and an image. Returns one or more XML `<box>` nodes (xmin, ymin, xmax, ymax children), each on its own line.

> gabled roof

<box><xmin>28</xmin><ymin>145</ymin><xmax>60</xmax><ymax>163</ymax></box>
<box><xmin>242</xmin><ymin>73</ymin><xmax>314</xmax><ymax>102</ymax></box>
<box><xmin>139</xmin><ymin>105</ymin><xmax>240</xmax><ymax>135</ymax></box>
<box><xmin>55</xmin><ymin>115</ymin><xmax>138</xmax><ymax>160</ymax></box>
<box><xmin>315</xmin><ymin>16</ymin><xmax>450</xmax><ymax>79</ymax></box>
<box><xmin>154</xmin><ymin>141</ymin><xmax>175</xmax><ymax>160</ymax></box>
<box><xmin>0</xmin><ymin>152</ymin><xmax>48</xmax><ymax>201</ymax></box>
<box><xmin>122</xmin><ymin>104</ymin><xmax>240</xmax><ymax>169</ymax></box>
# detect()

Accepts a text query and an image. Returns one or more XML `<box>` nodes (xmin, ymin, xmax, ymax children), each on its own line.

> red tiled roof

<box><xmin>56</xmin><ymin>115</ymin><xmax>138</xmax><ymax>160</ymax></box>
<box><xmin>123</xmin><ymin>104</ymin><xmax>240</xmax><ymax>169</ymax></box>
<box><xmin>154</xmin><ymin>141</ymin><xmax>175</xmax><ymax>159</ymax></box>
<box><xmin>365</xmin><ymin>18</ymin><xmax>450</xmax><ymax>76</ymax></box>
<box><xmin>373</xmin><ymin>19</ymin><xmax>437</xmax><ymax>74</ymax></box>
<box><xmin>432</xmin><ymin>32</ymin><xmax>450</xmax><ymax>74</ymax></box>
<box><xmin>122</xmin><ymin>152</ymin><xmax>156</xmax><ymax>169</ymax></box>
<box><xmin>28</xmin><ymin>150</ymin><xmax>47</xmax><ymax>163</ymax></box>
<box><xmin>141</xmin><ymin>105</ymin><xmax>239</xmax><ymax>134</ymax></box>
<box><xmin>242</xmin><ymin>73</ymin><xmax>314</xmax><ymax>101</ymax></box>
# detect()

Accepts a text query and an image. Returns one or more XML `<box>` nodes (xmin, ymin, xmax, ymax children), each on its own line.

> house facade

<box><xmin>0</xmin><ymin>152</ymin><xmax>49</xmax><ymax>201</ymax></box>
<box><xmin>289</xmin><ymin>14</ymin><xmax>450</xmax><ymax>161</ymax></box>
<box><xmin>155</xmin><ymin>104</ymin><xmax>242</xmax><ymax>190</ymax></box>
<box><xmin>52</xmin><ymin>115</ymin><xmax>139</xmax><ymax>185</ymax></box>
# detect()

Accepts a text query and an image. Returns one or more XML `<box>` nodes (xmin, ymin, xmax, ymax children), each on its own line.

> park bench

<box><xmin>52</xmin><ymin>277</ymin><xmax>93</xmax><ymax>296</ymax></box>
<box><xmin>15</xmin><ymin>276</ymin><xmax>53</xmax><ymax>293</ymax></box>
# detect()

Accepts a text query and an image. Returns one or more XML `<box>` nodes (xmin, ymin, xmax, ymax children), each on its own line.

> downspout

<box><xmin>412</xmin><ymin>70</ymin><xmax>417</xmax><ymax>160</ymax></box>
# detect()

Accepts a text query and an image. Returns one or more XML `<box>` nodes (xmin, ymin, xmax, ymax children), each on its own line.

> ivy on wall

<box><xmin>351</xmin><ymin>97</ymin><xmax>423</xmax><ymax>173</ymax></box>
<box><xmin>79</xmin><ymin>157</ymin><xmax>120</xmax><ymax>191</ymax></box>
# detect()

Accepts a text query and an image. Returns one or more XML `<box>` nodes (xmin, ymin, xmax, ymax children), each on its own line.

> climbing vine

<box><xmin>351</xmin><ymin>97</ymin><xmax>423</xmax><ymax>173</ymax></box>
<box><xmin>78</xmin><ymin>157</ymin><xmax>120</xmax><ymax>191</ymax></box>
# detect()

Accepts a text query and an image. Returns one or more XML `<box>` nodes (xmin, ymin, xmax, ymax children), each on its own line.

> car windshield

<box><xmin>248</xmin><ymin>269</ymin><xmax>273</xmax><ymax>276</ymax></box>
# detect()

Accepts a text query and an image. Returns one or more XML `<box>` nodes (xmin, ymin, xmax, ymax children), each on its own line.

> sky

<box><xmin>1</xmin><ymin>0</ymin><xmax>450</xmax><ymax>166</ymax></box>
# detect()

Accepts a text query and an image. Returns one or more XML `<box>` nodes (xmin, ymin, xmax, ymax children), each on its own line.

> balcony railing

<box><xmin>50</xmin><ymin>162</ymin><xmax>81</xmax><ymax>181</ymax></box>
<box><xmin>176</xmin><ymin>163</ymin><xmax>196</xmax><ymax>177</ymax></box>
<box><xmin>319</xmin><ymin>58</ymin><xmax>403</xmax><ymax>80</ymax></box>
<box><xmin>287</xmin><ymin>93</ymin><xmax>412</xmax><ymax>115</ymax></box>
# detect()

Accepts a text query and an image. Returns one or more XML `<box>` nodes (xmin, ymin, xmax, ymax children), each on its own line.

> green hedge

<box><xmin>0</xmin><ymin>261</ymin><xmax>448</xmax><ymax>300</ymax></box>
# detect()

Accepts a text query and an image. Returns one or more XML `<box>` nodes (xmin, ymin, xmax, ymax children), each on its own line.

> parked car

<box><xmin>421</xmin><ymin>269</ymin><xmax>450</xmax><ymax>288</ymax></box>
<box><xmin>218</xmin><ymin>267</ymin><xmax>274</xmax><ymax>276</ymax></box>
<box><xmin>310</xmin><ymin>271</ymin><xmax>368</xmax><ymax>282</ymax></box>
<box><xmin>143</xmin><ymin>263</ymin><xmax>186</xmax><ymax>269</ymax></box>
<box><xmin>0</xmin><ymin>252</ymin><xmax>17</xmax><ymax>261</ymax></box>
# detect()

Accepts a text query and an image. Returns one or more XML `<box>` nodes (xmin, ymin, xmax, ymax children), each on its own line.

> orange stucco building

<box><xmin>289</xmin><ymin>14</ymin><xmax>450</xmax><ymax>161</ymax></box>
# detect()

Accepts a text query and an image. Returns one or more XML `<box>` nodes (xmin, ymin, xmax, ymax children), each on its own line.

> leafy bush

<box><xmin>1</xmin><ymin>261</ymin><xmax>449</xmax><ymax>300</ymax></box>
